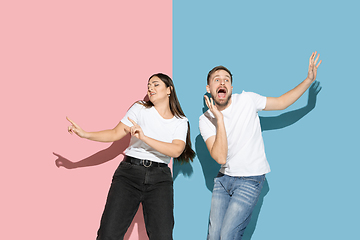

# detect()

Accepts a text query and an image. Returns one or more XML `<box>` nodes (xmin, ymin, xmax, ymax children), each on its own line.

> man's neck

<box><xmin>216</xmin><ymin>98</ymin><xmax>232</xmax><ymax>112</ymax></box>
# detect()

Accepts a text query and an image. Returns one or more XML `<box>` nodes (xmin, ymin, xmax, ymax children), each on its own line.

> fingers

<box><xmin>67</xmin><ymin>123</ymin><xmax>76</xmax><ymax>134</ymax></box>
<box><xmin>66</xmin><ymin>116</ymin><xmax>76</xmax><ymax>126</ymax></box>
<box><xmin>204</xmin><ymin>95</ymin><xmax>211</xmax><ymax>108</ymax></box>
<box><xmin>309</xmin><ymin>52</ymin><xmax>314</xmax><ymax>67</ymax></box>
<box><xmin>128</xmin><ymin>117</ymin><xmax>137</xmax><ymax>126</ymax></box>
<box><xmin>128</xmin><ymin>117</ymin><xmax>141</xmax><ymax>138</ymax></box>
<box><xmin>210</xmin><ymin>97</ymin><xmax>214</xmax><ymax>107</ymax></box>
<box><xmin>314</xmin><ymin>52</ymin><xmax>320</xmax><ymax>64</ymax></box>
<box><xmin>310</xmin><ymin>51</ymin><xmax>321</xmax><ymax>67</ymax></box>
<box><xmin>316</xmin><ymin>59</ymin><xmax>322</xmax><ymax>68</ymax></box>
<box><xmin>66</xmin><ymin>116</ymin><xmax>81</xmax><ymax>132</ymax></box>
<box><xmin>204</xmin><ymin>95</ymin><xmax>215</xmax><ymax>109</ymax></box>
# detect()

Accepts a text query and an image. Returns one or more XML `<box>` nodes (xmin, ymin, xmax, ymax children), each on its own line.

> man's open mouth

<box><xmin>217</xmin><ymin>88</ymin><xmax>227</xmax><ymax>98</ymax></box>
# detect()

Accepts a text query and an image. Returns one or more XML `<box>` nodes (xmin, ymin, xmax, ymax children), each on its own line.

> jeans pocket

<box><xmin>244</xmin><ymin>175</ymin><xmax>265</xmax><ymax>186</ymax></box>
<box><xmin>213</xmin><ymin>172</ymin><xmax>225</xmax><ymax>186</ymax></box>
<box><xmin>119</xmin><ymin>161</ymin><xmax>132</xmax><ymax>169</ymax></box>
<box><xmin>215</xmin><ymin>172</ymin><xmax>225</xmax><ymax>178</ymax></box>
<box><xmin>161</xmin><ymin>166</ymin><xmax>172</xmax><ymax>176</ymax></box>
<box><xmin>113</xmin><ymin>161</ymin><xmax>132</xmax><ymax>177</ymax></box>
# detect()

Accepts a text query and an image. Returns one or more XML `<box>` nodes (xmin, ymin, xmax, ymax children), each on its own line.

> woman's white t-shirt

<box><xmin>121</xmin><ymin>103</ymin><xmax>188</xmax><ymax>164</ymax></box>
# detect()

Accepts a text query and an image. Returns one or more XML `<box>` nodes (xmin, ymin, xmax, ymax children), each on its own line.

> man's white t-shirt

<box><xmin>199</xmin><ymin>91</ymin><xmax>271</xmax><ymax>176</ymax></box>
<box><xmin>121</xmin><ymin>103</ymin><xmax>188</xmax><ymax>164</ymax></box>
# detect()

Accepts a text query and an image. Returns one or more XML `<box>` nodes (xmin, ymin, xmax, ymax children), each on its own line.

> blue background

<box><xmin>173</xmin><ymin>0</ymin><xmax>360</xmax><ymax>239</ymax></box>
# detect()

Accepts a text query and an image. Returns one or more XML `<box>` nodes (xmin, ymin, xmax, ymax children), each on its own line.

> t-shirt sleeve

<box><xmin>173</xmin><ymin>119</ymin><xmax>188</xmax><ymax>142</ymax></box>
<box><xmin>246</xmin><ymin>92</ymin><xmax>267</xmax><ymax>111</ymax></box>
<box><xmin>199</xmin><ymin>113</ymin><xmax>216</xmax><ymax>142</ymax></box>
<box><xmin>120</xmin><ymin>103</ymin><xmax>142</xmax><ymax>127</ymax></box>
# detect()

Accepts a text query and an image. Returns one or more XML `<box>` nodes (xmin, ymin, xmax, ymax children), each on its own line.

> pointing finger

<box><xmin>66</xmin><ymin>116</ymin><xmax>74</xmax><ymax>124</ymax></box>
<box><xmin>66</xmin><ymin>116</ymin><xmax>79</xmax><ymax>128</ymax></box>
<box><xmin>128</xmin><ymin>117</ymin><xmax>137</xmax><ymax>126</ymax></box>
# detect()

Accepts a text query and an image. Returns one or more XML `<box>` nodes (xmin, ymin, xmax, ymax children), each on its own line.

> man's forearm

<box><xmin>265</xmin><ymin>78</ymin><xmax>313</xmax><ymax>111</ymax></box>
<box><xmin>210</xmin><ymin>119</ymin><xmax>228</xmax><ymax>165</ymax></box>
<box><xmin>279</xmin><ymin>78</ymin><xmax>313</xmax><ymax>110</ymax></box>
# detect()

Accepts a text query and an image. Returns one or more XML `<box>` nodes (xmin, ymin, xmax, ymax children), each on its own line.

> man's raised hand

<box><xmin>204</xmin><ymin>95</ymin><xmax>223</xmax><ymax>120</ymax></box>
<box><xmin>307</xmin><ymin>51</ymin><xmax>322</xmax><ymax>82</ymax></box>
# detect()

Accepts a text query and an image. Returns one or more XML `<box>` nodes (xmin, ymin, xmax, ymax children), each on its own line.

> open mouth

<box><xmin>217</xmin><ymin>88</ymin><xmax>227</xmax><ymax>99</ymax></box>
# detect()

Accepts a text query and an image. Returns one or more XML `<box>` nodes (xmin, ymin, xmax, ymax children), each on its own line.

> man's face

<box><xmin>206</xmin><ymin>70</ymin><xmax>233</xmax><ymax>109</ymax></box>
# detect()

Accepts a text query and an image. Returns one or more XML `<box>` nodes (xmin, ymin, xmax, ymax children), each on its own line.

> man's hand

<box><xmin>204</xmin><ymin>95</ymin><xmax>223</xmax><ymax>120</ymax></box>
<box><xmin>307</xmin><ymin>51</ymin><xmax>322</xmax><ymax>82</ymax></box>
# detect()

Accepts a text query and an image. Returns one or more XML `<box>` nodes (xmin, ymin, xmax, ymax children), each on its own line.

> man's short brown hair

<box><xmin>207</xmin><ymin>66</ymin><xmax>233</xmax><ymax>85</ymax></box>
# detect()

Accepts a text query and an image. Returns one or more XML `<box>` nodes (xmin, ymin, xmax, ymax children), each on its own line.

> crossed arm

<box><xmin>67</xmin><ymin>116</ymin><xmax>185</xmax><ymax>158</ymax></box>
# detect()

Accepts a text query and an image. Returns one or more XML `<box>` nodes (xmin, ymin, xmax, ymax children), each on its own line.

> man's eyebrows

<box><xmin>213</xmin><ymin>75</ymin><xmax>230</xmax><ymax>79</ymax></box>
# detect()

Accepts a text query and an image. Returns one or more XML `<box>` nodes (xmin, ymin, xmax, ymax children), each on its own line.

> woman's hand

<box><xmin>67</xmin><ymin>117</ymin><xmax>88</xmax><ymax>138</ymax></box>
<box><xmin>128</xmin><ymin>117</ymin><xmax>145</xmax><ymax>140</ymax></box>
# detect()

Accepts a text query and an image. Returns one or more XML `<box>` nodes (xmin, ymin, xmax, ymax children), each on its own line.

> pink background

<box><xmin>0</xmin><ymin>1</ymin><xmax>171</xmax><ymax>239</ymax></box>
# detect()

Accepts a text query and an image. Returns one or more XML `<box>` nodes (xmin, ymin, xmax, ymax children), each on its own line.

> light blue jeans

<box><xmin>208</xmin><ymin>172</ymin><xmax>265</xmax><ymax>240</ymax></box>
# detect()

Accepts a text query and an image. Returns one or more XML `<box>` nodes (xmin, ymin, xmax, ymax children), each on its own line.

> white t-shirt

<box><xmin>121</xmin><ymin>103</ymin><xmax>188</xmax><ymax>164</ymax></box>
<box><xmin>199</xmin><ymin>91</ymin><xmax>271</xmax><ymax>176</ymax></box>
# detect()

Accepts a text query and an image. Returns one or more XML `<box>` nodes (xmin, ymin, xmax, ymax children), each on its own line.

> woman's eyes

<box><xmin>148</xmin><ymin>84</ymin><xmax>160</xmax><ymax>88</ymax></box>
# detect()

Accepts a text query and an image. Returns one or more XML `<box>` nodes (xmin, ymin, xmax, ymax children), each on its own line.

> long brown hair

<box><xmin>138</xmin><ymin>73</ymin><xmax>195</xmax><ymax>163</ymax></box>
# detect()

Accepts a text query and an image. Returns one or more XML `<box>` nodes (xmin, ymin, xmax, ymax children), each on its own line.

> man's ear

<box><xmin>206</xmin><ymin>85</ymin><xmax>210</xmax><ymax>93</ymax></box>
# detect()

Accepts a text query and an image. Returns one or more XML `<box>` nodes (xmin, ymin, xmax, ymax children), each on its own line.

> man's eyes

<box><xmin>214</xmin><ymin>79</ymin><xmax>229</xmax><ymax>82</ymax></box>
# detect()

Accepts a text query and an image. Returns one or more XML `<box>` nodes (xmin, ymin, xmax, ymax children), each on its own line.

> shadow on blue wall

<box><xmin>173</xmin><ymin>159</ymin><xmax>194</xmax><ymax>180</ymax></box>
<box><xmin>176</xmin><ymin>81</ymin><xmax>321</xmax><ymax>239</ymax></box>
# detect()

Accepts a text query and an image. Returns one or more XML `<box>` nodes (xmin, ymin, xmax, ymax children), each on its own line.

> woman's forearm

<box><xmin>141</xmin><ymin>136</ymin><xmax>185</xmax><ymax>158</ymax></box>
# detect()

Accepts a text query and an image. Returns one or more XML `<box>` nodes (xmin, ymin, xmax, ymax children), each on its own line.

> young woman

<box><xmin>67</xmin><ymin>73</ymin><xmax>195</xmax><ymax>240</ymax></box>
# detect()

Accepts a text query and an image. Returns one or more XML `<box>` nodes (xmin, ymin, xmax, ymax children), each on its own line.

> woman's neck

<box><xmin>154</xmin><ymin>102</ymin><xmax>173</xmax><ymax>119</ymax></box>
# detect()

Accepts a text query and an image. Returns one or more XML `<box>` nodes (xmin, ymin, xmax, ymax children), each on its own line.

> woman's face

<box><xmin>147</xmin><ymin>76</ymin><xmax>171</xmax><ymax>104</ymax></box>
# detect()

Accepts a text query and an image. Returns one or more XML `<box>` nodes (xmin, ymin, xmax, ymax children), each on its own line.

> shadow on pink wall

<box><xmin>53</xmin><ymin>135</ymin><xmax>148</xmax><ymax>239</ymax></box>
<box><xmin>53</xmin><ymin>95</ymin><xmax>152</xmax><ymax>240</ymax></box>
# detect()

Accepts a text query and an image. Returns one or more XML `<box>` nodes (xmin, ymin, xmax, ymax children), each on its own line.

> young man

<box><xmin>199</xmin><ymin>52</ymin><xmax>321</xmax><ymax>240</ymax></box>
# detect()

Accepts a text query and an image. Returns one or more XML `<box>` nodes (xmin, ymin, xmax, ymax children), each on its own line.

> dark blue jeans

<box><xmin>96</xmin><ymin>159</ymin><xmax>174</xmax><ymax>240</ymax></box>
